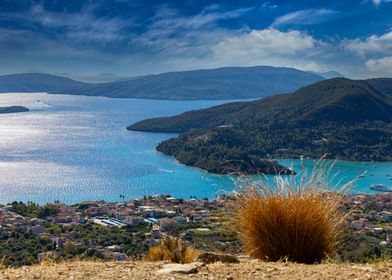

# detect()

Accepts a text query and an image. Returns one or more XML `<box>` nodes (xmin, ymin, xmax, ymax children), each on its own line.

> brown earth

<box><xmin>1</xmin><ymin>259</ymin><xmax>392</xmax><ymax>280</ymax></box>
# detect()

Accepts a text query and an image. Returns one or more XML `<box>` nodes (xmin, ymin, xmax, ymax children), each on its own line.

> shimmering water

<box><xmin>0</xmin><ymin>93</ymin><xmax>391</xmax><ymax>204</ymax></box>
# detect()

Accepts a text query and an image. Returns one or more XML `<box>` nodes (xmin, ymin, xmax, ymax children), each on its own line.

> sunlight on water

<box><xmin>0</xmin><ymin>93</ymin><xmax>234</xmax><ymax>204</ymax></box>
<box><xmin>0</xmin><ymin>93</ymin><xmax>391</xmax><ymax>204</ymax></box>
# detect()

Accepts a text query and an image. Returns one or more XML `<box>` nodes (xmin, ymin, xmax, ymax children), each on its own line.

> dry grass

<box><xmin>146</xmin><ymin>236</ymin><xmax>199</xmax><ymax>263</ymax></box>
<box><xmin>2</xmin><ymin>259</ymin><xmax>392</xmax><ymax>280</ymax></box>
<box><xmin>235</xmin><ymin>161</ymin><xmax>351</xmax><ymax>264</ymax></box>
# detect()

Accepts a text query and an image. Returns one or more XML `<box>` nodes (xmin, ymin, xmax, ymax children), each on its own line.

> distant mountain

<box><xmin>82</xmin><ymin>66</ymin><xmax>324</xmax><ymax>100</ymax></box>
<box><xmin>310</xmin><ymin>71</ymin><xmax>344</xmax><ymax>79</ymax></box>
<box><xmin>128</xmin><ymin>78</ymin><xmax>392</xmax><ymax>174</ymax></box>
<box><xmin>0</xmin><ymin>66</ymin><xmax>324</xmax><ymax>100</ymax></box>
<box><xmin>0</xmin><ymin>73</ymin><xmax>86</xmax><ymax>92</ymax></box>
<box><xmin>55</xmin><ymin>73</ymin><xmax>127</xmax><ymax>83</ymax></box>
<box><xmin>0</xmin><ymin>106</ymin><xmax>29</xmax><ymax>114</ymax></box>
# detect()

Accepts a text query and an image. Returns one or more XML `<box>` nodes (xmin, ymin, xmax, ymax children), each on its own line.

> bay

<box><xmin>0</xmin><ymin>93</ymin><xmax>391</xmax><ymax>204</ymax></box>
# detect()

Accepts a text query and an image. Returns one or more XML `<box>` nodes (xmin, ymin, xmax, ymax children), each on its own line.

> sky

<box><xmin>0</xmin><ymin>0</ymin><xmax>391</xmax><ymax>78</ymax></box>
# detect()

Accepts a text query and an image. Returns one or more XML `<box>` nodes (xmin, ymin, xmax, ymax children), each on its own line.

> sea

<box><xmin>0</xmin><ymin>93</ymin><xmax>391</xmax><ymax>204</ymax></box>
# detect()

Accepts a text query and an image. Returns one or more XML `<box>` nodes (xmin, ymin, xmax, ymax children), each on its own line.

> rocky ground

<box><xmin>1</xmin><ymin>259</ymin><xmax>392</xmax><ymax>280</ymax></box>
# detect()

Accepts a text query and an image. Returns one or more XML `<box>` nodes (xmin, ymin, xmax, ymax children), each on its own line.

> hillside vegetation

<box><xmin>128</xmin><ymin>78</ymin><xmax>392</xmax><ymax>174</ymax></box>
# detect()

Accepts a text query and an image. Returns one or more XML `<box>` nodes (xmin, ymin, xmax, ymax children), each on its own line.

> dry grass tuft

<box><xmin>146</xmin><ymin>236</ymin><xmax>199</xmax><ymax>263</ymax></box>
<box><xmin>235</xmin><ymin>161</ymin><xmax>351</xmax><ymax>264</ymax></box>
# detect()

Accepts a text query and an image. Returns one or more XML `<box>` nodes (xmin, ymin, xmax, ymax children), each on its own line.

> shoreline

<box><xmin>0</xmin><ymin>191</ymin><xmax>391</xmax><ymax>207</ymax></box>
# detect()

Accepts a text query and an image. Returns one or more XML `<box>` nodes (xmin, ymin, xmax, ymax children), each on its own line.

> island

<box><xmin>128</xmin><ymin>78</ymin><xmax>392</xmax><ymax>174</ymax></box>
<box><xmin>0</xmin><ymin>106</ymin><xmax>29</xmax><ymax>114</ymax></box>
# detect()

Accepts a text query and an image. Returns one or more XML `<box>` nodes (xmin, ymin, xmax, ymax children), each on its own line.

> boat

<box><xmin>357</xmin><ymin>170</ymin><xmax>367</xmax><ymax>178</ymax></box>
<box><xmin>157</xmin><ymin>168</ymin><xmax>175</xmax><ymax>174</ymax></box>
<box><xmin>370</xmin><ymin>184</ymin><xmax>392</xmax><ymax>192</ymax></box>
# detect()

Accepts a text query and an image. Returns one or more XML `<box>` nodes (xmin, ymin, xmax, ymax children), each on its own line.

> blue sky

<box><xmin>0</xmin><ymin>0</ymin><xmax>391</xmax><ymax>78</ymax></box>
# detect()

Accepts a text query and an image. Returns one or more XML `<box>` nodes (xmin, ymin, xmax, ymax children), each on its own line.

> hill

<box><xmin>129</xmin><ymin>78</ymin><xmax>392</xmax><ymax>132</ymax></box>
<box><xmin>0</xmin><ymin>106</ymin><xmax>29</xmax><ymax>114</ymax></box>
<box><xmin>128</xmin><ymin>78</ymin><xmax>392</xmax><ymax>174</ymax></box>
<box><xmin>310</xmin><ymin>70</ymin><xmax>344</xmax><ymax>79</ymax></box>
<box><xmin>82</xmin><ymin>66</ymin><xmax>324</xmax><ymax>100</ymax></box>
<box><xmin>366</xmin><ymin>78</ymin><xmax>392</xmax><ymax>95</ymax></box>
<box><xmin>0</xmin><ymin>66</ymin><xmax>324</xmax><ymax>100</ymax></box>
<box><xmin>0</xmin><ymin>73</ymin><xmax>86</xmax><ymax>92</ymax></box>
<box><xmin>1</xmin><ymin>260</ymin><xmax>391</xmax><ymax>280</ymax></box>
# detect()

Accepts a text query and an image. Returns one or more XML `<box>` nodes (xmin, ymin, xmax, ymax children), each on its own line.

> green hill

<box><xmin>128</xmin><ymin>78</ymin><xmax>392</xmax><ymax>174</ymax></box>
<box><xmin>128</xmin><ymin>78</ymin><xmax>392</xmax><ymax>131</ymax></box>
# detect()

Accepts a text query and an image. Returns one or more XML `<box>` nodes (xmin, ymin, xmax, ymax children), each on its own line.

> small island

<box><xmin>0</xmin><ymin>106</ymin><xmax>29</xmax><ymax>114</ymax></box>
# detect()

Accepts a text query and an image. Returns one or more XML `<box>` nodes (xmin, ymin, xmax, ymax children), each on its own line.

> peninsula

<box><xmin>128</xmin><ymin>78</ymin><xmax>392</xmax><ymax>174</ymax></box>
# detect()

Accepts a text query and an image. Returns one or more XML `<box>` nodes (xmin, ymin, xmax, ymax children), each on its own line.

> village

<box><xmin>0</xmin><ymin>193</ymin><xmax>391</xmax><ymax>266</ymax></box>
<box><xmin>0</xmin><ymin>195</ymin><xmax>234</xmax><ymax>266</ymax></box>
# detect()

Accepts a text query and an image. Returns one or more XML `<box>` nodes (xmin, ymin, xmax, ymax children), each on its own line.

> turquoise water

<box><xmin>0</xmin><ymin>93</ymin><xmax>391</xmax><ymax>204</ymax></box>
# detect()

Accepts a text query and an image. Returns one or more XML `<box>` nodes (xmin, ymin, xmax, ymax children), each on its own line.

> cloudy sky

<box><xmin>0</xmin><ymin>0</ymin><xmax>391</xmax><ymax>78</ymax></box>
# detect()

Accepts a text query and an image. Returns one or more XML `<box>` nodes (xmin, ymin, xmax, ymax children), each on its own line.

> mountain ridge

<box><xmin>0</xmin><ymin>66</ymin><xmax>325</xmax><ymax>100</ymax></box>
<box><xmin>128</xmin><ymin>78</ymin><xmax>392</xmax><ymax>132</ymax></box>
<box><xmin>0</xmin><ymin>73</ymin><xmax>86</xmax><ymax>93</ymax></box>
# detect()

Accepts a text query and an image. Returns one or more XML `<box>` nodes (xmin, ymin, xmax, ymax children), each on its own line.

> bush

<box><xmin>236</xmin><ymin>163</ymin><xmax>350</xmax><ymax>264</ymax></box>
<box><xmin>147</xmin><ymin>236</ymin><xmax>198</xmax><ymax>263</ymax></box>
<box><xmin>63</xmin><ymin>241</ymin><xmax>78</xmax><ymax>255</ymax></box>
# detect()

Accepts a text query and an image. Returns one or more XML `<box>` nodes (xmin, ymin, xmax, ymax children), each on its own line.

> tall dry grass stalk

<box><xmin>146</xmin><ymin>236</ymin><xmax>198</xmax><ymax>264</ymax></box>
<box><xmin>235</xmin><ymin>161</ymin><xmax>352</xmax><ymax>264</ymax></box>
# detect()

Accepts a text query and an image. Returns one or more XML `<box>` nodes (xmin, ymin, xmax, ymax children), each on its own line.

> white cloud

<box><xmin>147</xmin><ymin>6</ymin><xmax>252</xmax><ymax>34</ymax></box>
<box><xmin>208</xmin><ymin>29</ymin><xmax>328</xmax><ymax>71</ymax></box>
<box><xmin>342</xmin><ymin>31</ymin><xmax>392</xmax><ymax>56</ymax></box>
<box><xmin>212</xmin><ymin>28</ymin><xmax>316</xmax><ymax>57</ymax></box>
<box><xmin>156</xmin><ymin>28</ymin><xmax>329</xmax><ymax>73</ymax></box>
<box><xmin>34</xmin><ymin>4</ymin><xmax>135</xmax><ymax>43</ymax></box>
<box><xmin>366</xmin><ymin>56</ymin><xmax>392</xmax><ymax>75</ymax></box>
<box><xmin>1</xmin><ymin>3</ymin><xmax>136</xmax><ymax>44</ymax></box>
<box><xmin>372</xmin><ymin>0</ymin><xmax>392</xmax><ymax>6</ymax></box>
<box><xmin>271</xmin><ymin>9</ymin><xmax>337</xmax><ymax>27</ymax></box>
<box><xmin>134</xmin><ymin>6</ymin><xmax>252</xmax><ymax>56</ymax></box>
<box><xmin>261</xmin><ymin>2</ymin><xmax>278</xmax><ymax>9</ymax></box>
<box><xmin>152</xmin><ymin>6</ymin><xmax>253</xmax><ymax>29</ymax></box>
